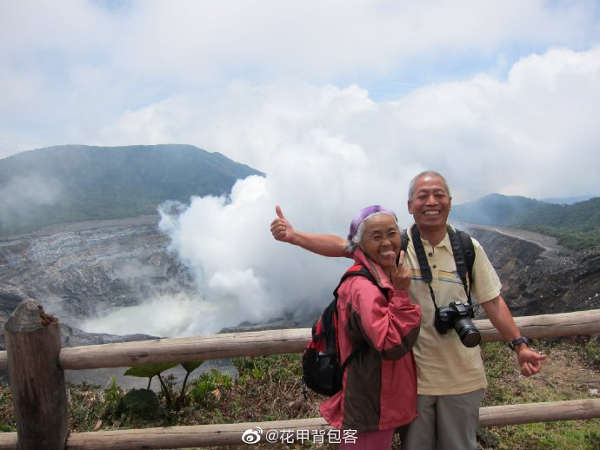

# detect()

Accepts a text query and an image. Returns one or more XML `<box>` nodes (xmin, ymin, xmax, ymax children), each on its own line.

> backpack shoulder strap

<box><xmin>334</xmin><ymin>264</ymin><xmax>385</xmax><ymax>298</ymax></box>
<box><xmin>447</xmin><ymin>226</ymin><xmax>476</xmax><ymax>296</ymax></box>
<box><xmin>456</xmin><ymin>229</ymin><xmax>475</xmax><ymax>285</ymax></box>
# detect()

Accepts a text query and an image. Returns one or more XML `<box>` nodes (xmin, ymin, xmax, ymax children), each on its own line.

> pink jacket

<box><xmin>320</xmin><ymin>248</ymin><xmax>421</xmax><ymax>432</ymax></box>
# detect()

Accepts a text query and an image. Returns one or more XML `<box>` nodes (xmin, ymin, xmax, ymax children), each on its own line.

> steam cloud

<box><xmin>0</xmin><ymin>175</ymin><xmax>62</xmax><ymax>230</ymax></box>
<box><xmin>155</xmin><ymin>170</ymin><xmax>412</xmax><ymax>336</ymax></box>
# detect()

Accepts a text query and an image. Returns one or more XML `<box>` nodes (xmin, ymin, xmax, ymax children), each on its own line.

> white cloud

<box><xmin>92</xmin><ymin>47</ymin><xmax>600</xmax><ymax>201</ymax></box>
<box><xmin>1</xmin><ymin>1</ymin><xmax>599</xmax><ymax>158</ymax></box>
<box><xmin>97</xmin><ymin>1</ymin><xmax>600</xmax><ymax>82</ymax></box>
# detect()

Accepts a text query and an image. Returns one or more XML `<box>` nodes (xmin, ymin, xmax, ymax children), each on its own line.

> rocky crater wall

<box><xmin>468</xmin><ymin>225</ymin><xmax>600</xmax><ymax>317</ymax></box>
<box><xmin>0</xmin><ymin>216</ymin><xmax>195</xmax><ymax>328</ymax></box>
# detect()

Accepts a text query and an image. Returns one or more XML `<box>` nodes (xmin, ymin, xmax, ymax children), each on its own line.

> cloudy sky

<box><xmin>3</xmin><ymin>1</ymin><xmax>600</xmax><ymax>200</ymax></box>
<box><xmin>4</xmin><ymin>1</ymin><xmax>600</xmax><ymax>335</ymax></box>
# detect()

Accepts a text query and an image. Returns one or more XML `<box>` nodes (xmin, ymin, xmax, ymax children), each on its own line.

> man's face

<box><xmin>407</xmin><ymin>174</ymin><xmax>452</xmax><ymax>231</ymax></box>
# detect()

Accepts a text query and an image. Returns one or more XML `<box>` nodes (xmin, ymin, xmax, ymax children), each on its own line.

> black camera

<box><xmin>434</xmin><ymin>301</ymin><xmax>481</xmax><ymax>347</ymax></box>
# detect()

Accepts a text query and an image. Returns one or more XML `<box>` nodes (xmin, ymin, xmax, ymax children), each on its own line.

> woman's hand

<box><xmin>270</xmin><ymin>205</ymin><xmax>296</xmax><ymax>243</ymax></box>
<box><xmin>391</xmin><ymin>250</ymin><xmax>411</xmax><ymax>290</ymax></box>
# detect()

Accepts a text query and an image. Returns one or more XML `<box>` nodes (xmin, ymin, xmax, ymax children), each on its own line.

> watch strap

<box><xmin>508</xmin><ymin>336</ymin><xmax>530</xmax><ymax>351</ymax></box>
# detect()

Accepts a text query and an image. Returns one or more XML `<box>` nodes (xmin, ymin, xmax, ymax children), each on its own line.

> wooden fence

<box><xmin>1</xmin><ymin>299</ymin><xmax>600</xmax><ymax>449</ymax></box>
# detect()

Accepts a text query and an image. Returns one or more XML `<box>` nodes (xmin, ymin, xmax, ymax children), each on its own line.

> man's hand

<box><xmin>516</xmin><ymin>346</ymin><xmax>547</xmax><ymax>376</ymax></box>
<box><xmin>270</xmin><ymin>205</ymin><xmax>296</xmax><ymax>243</ymax></box>
<box><xmin>481</xmin><ymin>296</ymin><xmax>548</xmax><ymax>377</ymax></box>
<box><xmin>391</xmin><ymin>250</ymin><xmax>411</xmax><ymax>290</ymax></box>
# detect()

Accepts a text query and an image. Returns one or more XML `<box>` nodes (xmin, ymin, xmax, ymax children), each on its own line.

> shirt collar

<box><xmin>410</xmin><ymin>223</ymin><xmax>456</xmax><ymax>252</ymax></box>
<box><xmin>420</xmin><ymin>233</ymin><xmax>452</xmax><ymax>252</ymax></box>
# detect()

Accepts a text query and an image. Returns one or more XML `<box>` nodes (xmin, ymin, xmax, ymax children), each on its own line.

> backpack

<box><xmin>302</xmin><ymin>264</ymin><xmax>385</xmax><ymax>396</ymax></box>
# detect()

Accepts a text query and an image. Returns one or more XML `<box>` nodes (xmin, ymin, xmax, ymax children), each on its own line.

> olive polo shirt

<box><xmin>406</xmin><ymin>226</ymin><xmax>502</xmax><ymax>396</ymax></box>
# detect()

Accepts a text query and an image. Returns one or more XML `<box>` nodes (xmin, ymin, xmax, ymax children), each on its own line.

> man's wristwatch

<box><xmin>508</xmin><ymin>336</ymin><xmax>531</xmax><ymax>352</ymax></box>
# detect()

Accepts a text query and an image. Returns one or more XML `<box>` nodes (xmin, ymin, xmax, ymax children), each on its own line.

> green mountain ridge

<box><xmin>451</xmin><ymin>193</ymin><xmax>600</xmax><ymax>250</ymax></box>
<box><xmin>0</xmin><ymin>144</ymin><xmax>264</xmax><ymax>236</ymax></box>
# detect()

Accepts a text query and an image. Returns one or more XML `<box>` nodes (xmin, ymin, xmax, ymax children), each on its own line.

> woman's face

<box><xmin>359</xmin><ymin>214</ymin><xmax>401</xmax><ymax>270</ymax></box>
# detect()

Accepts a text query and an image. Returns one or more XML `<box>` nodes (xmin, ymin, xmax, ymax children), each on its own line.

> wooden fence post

<box><xmin>4</xmin><ymin>300</ymin><xmax>68</xmax><ymax>449</ymax></box>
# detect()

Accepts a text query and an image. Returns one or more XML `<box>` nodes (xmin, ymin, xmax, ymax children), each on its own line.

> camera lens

<box><xmin>454</xmin><ymin>318</ymin><xmax>481</xmax><ymax>347</ymax></box>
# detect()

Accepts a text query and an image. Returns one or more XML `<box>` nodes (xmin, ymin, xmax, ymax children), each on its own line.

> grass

<box><xmin>479</xmin><ymin>339</ymin><xmax>600</xmax><ymax>450</ymax></box>
<box><xmin>0</xmin><ymin>341</ymin><xmax>599</xmax><ymax>449</ymax></box>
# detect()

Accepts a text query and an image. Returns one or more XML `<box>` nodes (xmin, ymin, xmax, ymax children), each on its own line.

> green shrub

<box><xmin>116</xmin><ymin>389</ymin><xmax>161</xmax><ymax>420</ymax></box>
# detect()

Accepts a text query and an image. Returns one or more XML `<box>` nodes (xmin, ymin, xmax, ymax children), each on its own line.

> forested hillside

<box><xmin>451</xmin><ymin>194</ymin><xmax>600</xmax><ymax>249</ymax></box>
<box><xmin>0</xmin><ymin>145</ymin><xmax>263</xmax><ymax>236</ymax></box>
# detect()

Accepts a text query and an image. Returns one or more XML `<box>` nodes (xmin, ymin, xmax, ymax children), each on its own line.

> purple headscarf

<box><xmin>347</xmin><ymin>205</ymin><xmax>398</xmax><ymax>242</ymax></box>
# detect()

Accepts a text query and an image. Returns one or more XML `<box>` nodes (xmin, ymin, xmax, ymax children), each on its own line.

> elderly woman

<box><xmin>320</xmin><ymin>205</ymin><xmax>421</xmax><ymax>449</ymax></box>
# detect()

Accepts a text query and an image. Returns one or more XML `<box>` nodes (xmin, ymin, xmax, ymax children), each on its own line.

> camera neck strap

<box><xmin>410</xmin><ymin>224</ymin><xmax>472</xmax><ymax>310</ymax></box>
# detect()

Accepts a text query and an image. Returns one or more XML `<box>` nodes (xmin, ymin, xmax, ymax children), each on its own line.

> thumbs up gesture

<box><xmin>270</xmin><ymin>205</ymin><xmax>296</xmax><ymax>243</ymax></box>
<box><xmin>391</xmin><ymin>250</ymin><xmax>411</xmax><ymax>290</ymax></box>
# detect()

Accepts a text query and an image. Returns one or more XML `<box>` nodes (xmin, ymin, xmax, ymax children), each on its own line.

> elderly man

<box><xmin>270</xmin><ymin>170</ymin><xmax>546</xmax><ymax>450</ymax></box>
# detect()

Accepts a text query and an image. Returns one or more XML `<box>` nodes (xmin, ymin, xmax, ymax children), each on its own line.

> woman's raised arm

<box><xmin>270</xmin><ymin>205</ymin><xmax>349</xmax><ymax>257</ymax></box>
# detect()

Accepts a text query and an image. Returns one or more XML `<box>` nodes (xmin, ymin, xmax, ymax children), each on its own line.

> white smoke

<box><xmin>0</xmin><ymin>175</ymin><xmax>62</xmax><ymax>208</ymax></box>
<box><xmin>0</xmin><ymin>175</ymin><xmax>62</xmax><ymax>230</ymax></box>
<box><xmin>80</xmin><ymin>292</ymin><xmax>204</xmax><ymax>338</ymax></box>
<box><xmin>155</xmin><ymin>174</ymin><xmax>357</xmax><ymax>336</ymax></box>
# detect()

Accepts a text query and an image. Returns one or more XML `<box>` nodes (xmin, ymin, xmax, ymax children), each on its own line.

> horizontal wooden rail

<box><xmin>0</xmin><ymin>399</ymin><xmax>598</xmax><ymax>449</ymax></box>
<box><xmin>0</xmin><ymin>328</ymin><xmax>308</xmax><ymax>371</ymax></box>
<box><xmin>478</xmin><ymin>398</ymin><xmax>600</xmax><ymax>426</ymax></box>
<box><xmin>61</xmin><ymin>328</ymin><xmax>309</xmax><ymax>370</ymax></box>
<box><xmin>0</xmin><ymin>309</ymin><xmax>599</xmax><ymax>371</ymax></box>
<box><xmin>476</xmin><ymin>309</ymin><xmax>600</xmax><ymax>341</ymax></box>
